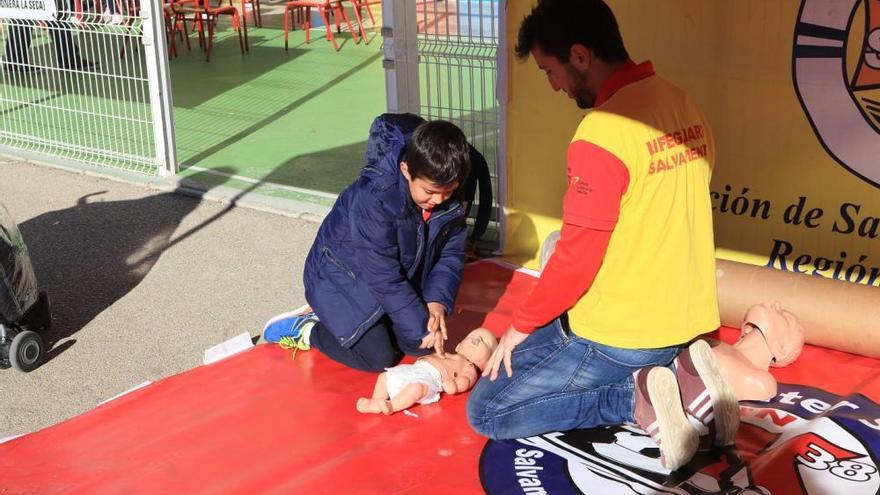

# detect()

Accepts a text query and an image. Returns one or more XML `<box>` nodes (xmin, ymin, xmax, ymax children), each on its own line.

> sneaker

<box><xmin>262</xmin><ymin>304</ymin><xmax>317</xmax><ymax>345</ymax></box>
<box><xmin>674</xmin><ymin>339</ymin><xmax>740</xmax><ymax>447</ymax></box>
<box><xmin>633</xmin><ymin>366</ymin><xmax>698</xmax><ymax>470</ymax></box>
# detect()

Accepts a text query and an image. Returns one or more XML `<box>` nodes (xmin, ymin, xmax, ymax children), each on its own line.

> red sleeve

<box><xmin>510</xmin><ymin>141</ymin><xmax>628</xmax><ymax>333</ymax></box>
<box><xmin>562</xmin><ymin>140</ymin><xmax>629</xmax><ymax>230</ymax></box>
<box><xmin>511</xmin><ymin>223</ymin><xmax>613</xmax><ymax>333</ymax></box>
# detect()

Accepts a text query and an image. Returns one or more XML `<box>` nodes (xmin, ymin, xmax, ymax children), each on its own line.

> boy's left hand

<box><xmin>419</xmin><ymin>332</ymin><xmax>437</xmax><ymax>350</ymax></box>
<box><xmin>426</xmin><ymin>302</ymin><xmax>448</xmax><ymax>354</ymax></box>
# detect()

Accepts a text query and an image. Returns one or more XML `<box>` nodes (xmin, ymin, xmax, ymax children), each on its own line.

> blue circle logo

<box><xmin>480</xmin><ymin>384</ymin><xmax>880</xmax><ymax>494</ymax></box>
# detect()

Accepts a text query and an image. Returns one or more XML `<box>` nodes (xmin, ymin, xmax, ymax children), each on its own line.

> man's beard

<box><xmin>566</xmin><ymin>65</ymin><xmax>594</xmax><ymax>109</ymax></box>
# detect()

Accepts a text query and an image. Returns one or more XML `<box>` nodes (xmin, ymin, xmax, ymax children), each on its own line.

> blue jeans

<box><xmin>466</xmin><ymin>317</ymin><xmax>681</xmax><ymax>440</ymax></box>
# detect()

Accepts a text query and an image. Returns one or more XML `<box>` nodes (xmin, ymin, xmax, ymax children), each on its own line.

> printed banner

<box><xmin>504</xmin><ymin>0</ymin><xmax>880</xmax><ymax>288</ymax></box>
<box><xmin>481</xmin><ymin>384</ymin><xmax>880</xmax><ymax>494</ymax></box>
<box><xmin>0</xmin><ymin>0</ymin><xmax>58</xmax><ymax>20</ymax></box>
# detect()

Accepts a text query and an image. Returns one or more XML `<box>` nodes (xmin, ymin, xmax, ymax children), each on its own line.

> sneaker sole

<box><xmin>648</xmin><ymin>367</ymin><xmax>698</xmax><ymax>470</ymax></box>
<box><xmin>261</xmin><ymin>304</ymin><xmax>313</xmax><ymax>335</ymax></box>
<box><xmin>689</xmin><ymin>339</ymin><xmax>740</xmax><ymax>446</ymax></box>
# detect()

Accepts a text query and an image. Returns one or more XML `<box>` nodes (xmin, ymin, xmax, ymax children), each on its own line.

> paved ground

<box><xmin>0</xmin><ymin>157</ymin><xmax>322</xmax><ymax>438</ymax></box>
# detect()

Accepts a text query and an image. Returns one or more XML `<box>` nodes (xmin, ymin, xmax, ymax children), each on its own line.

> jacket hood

<box><xmin>361</xmin><ymin>113</ymin><xmax>426</xmax><ymax>185</ymax></box>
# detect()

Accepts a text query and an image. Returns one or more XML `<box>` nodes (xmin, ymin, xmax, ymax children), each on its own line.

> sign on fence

<box><xmin>0</xmin><ymin>0</ymin><xmax>58</xmax><ymax>21</ymax></box>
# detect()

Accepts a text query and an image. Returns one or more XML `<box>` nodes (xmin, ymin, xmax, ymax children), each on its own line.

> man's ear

<box><xmin>400</xmin><ymin>161</ymin><xmax>412</xmax><ymax>181</ymax></box>
<box><xmin>569</xmin><ymin>44</ymin><xmax>592</xmax><ymax>71</ymax></box>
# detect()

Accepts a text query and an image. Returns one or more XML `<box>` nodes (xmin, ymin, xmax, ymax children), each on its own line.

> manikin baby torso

<box><xmin>420</xmin><ymin>353</ymin><xmax>480</xmax><ymax>390</ymax></box>
<box><xmin>711</xmin><ymin>331</ymin><xmax>778</xmax><ymax>401</ymax></box>
<box><xmin>356</xmin><ymin>328</ymin><xmax>498</xmax><ymax>415</ymax></box>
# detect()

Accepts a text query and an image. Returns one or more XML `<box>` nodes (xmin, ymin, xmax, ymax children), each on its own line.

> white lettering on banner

<box><xmin>514</xmin><ymin>449</ymin><xmax>547</xmax><ymax>494</ymax></box>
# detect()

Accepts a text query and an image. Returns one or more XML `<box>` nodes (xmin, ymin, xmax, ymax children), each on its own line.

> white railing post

<box><xmin>141</xmin><ymin>0</ymin><xmax>178</xmax><ymax>176</ymax></box>
<box><xmin>382</xmin><ymin>0</ymin><xmax>419</xmax><ymax>114</ymax></box>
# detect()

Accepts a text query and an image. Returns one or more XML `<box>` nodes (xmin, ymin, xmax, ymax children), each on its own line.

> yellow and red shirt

<box><xmin>512</xmin><ymin>60</ymin><xmax>719</xmax><ymax>349</ymax></box>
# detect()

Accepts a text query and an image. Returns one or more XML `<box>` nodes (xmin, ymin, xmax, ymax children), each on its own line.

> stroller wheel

<box><xmin>10</xmin><ymin>330</ymin><xmax>44</xmax><ymax>372</ymax></box>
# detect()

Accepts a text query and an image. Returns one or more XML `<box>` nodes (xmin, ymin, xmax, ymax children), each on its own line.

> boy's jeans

<box><xmin>311</xmin><ymin>316</ymin><xmax>430</xmax><ymax>372</ymax></box>
<box><xmin>466</xmin><ymin>317</ymin><xmax>681</xmax><ymax>440</ymax></box>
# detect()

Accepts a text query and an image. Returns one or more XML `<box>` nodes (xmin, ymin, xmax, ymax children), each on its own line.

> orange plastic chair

<box><xmin>173</xmin><ymin>0</ymin><xmax>247</xmax><ymax>61</ymax></box>
<box><xmin>283</xmin><ymin>0</ymin><xmax>359</xmax><ymax>52</ymax></box>
<box><xmin>230</xmin><ymin>0</ymin><xmax>261</xmax><ymax>28</ymax></box>
<box><xmin>347</xmin><ymin>0</ymin><xmax>377</xmax><ymax>42</ymax></box>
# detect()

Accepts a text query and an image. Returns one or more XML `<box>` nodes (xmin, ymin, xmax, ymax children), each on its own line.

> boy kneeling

<box><xmin>263</xmin><ymin>114</ymin><xmax>471</xmax><ymax>372</ymax></box>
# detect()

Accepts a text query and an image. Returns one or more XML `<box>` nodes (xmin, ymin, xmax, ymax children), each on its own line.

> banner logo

<box><xmin>793</xmin><ymin>0</ymin><xmax>880</xmax><ymax>188</ymax></box>
<box><xmin>480</xmin><ymin>385</ymin><xmax>880</xmax><ymax>494</ymax></box>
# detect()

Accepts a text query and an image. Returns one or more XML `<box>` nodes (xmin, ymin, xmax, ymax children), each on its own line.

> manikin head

<box><xmin>455</xmin><ymin>328</ymin><xmax>499</xmax><ymax>370</ymax></box>
<box><xmin>741</xmin><ymin>302</ymin><xmax>806</xmax><ymax>367</ymax></box>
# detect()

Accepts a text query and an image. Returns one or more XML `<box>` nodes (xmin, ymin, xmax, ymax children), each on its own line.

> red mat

<box><xmin>2</xmin><ymin>261</ymin><xmax>879</xmax><ymax>495</ymax></box>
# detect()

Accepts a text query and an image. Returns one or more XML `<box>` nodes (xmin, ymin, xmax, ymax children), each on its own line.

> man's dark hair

<box><xmin>516</xmin><ymin>0</ymin><xmax>629</xmax><ymax>64</ymax></box>
<box><xmin>404</xmin><ymin>120</ymin><xmax>471</xmax><ymax>187</ymax></box>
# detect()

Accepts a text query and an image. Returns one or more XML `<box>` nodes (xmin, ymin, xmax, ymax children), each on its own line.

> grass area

<box><xmin>170</xmin><ymin>21</ymin><xmax>386</xmax><ymax>198</ymax></box>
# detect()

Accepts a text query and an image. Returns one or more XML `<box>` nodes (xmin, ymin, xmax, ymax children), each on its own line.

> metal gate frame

<box><xmin>0</xmin><ymin>0</ymin><xmax>177</xmax><ymax>176</ymax></box>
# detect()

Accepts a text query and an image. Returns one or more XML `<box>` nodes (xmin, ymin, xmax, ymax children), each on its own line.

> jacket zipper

<box><xmin>323</xmin><ymin>246</ymin><xmax>356</xmax><ymax>280</ymax></box>
<box><xmin>342</xmin><ymin>305</ymin><xmax>383</xmax><ymax>347</ymax></box>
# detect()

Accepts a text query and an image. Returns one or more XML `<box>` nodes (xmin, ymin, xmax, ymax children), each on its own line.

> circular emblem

<box><xmin>793</xmin><ymin>0</ymin><xmax>880</xmax><ymax>188</ymax></box>
<box><xmin>480</xmin><ymin>384</ymin><xmax>880</xmax><ymax>494</ymax></box>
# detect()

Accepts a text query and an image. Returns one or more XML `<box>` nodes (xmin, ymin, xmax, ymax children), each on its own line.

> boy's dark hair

<box><xmin>404</xmin><ymin>120</ymin><xmax>471</xmax><ymax>187</ymax></box>
<box><xmin>516</xmin><ymin>0</ymin><xmax>629</xmax><ymax>64</ymax></box>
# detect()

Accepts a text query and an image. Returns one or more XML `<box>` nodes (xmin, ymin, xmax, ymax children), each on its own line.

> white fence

<box><xmin>0</xmin><ymin>0</ymin><xmax>176</xmax><ymax>175</ymax></box>
<box><xmin>383</xmin><ymin>0</ymin><xmax>504</xmax><ymax>248</ymax></box>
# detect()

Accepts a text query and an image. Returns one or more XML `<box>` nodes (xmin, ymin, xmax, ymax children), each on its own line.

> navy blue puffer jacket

<box><xmin>303</xmin><ymin>113</ymin><xmax>468</xmax><ymax>348</ymax></box>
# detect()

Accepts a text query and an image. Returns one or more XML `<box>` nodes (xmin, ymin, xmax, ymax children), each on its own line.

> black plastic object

<box><xmin>461</xmin><ymin>146</ymin><xmax>493</xmax><ymax>244</ymax></box>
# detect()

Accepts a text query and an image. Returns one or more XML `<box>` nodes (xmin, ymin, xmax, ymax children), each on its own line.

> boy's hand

<box><xmin>426</xmin><ymin>301</ymin><xmax>448</xmax><ymax>343</ymax></box>
<box><xmin>419</xmin><ymin>331</ymin><xmax>437</xmax><ymax>350</ymax></box>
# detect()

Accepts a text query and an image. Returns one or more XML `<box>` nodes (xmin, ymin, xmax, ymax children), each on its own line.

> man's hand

<box><xmin>426</xmin><ymin>302</ymin><xmax>448</xmax><ymax>355</ymax></box>
<box><xmin>483</xmin><ymin>325</ymin><xmax>529</xmax><ymax>381</ymax></box>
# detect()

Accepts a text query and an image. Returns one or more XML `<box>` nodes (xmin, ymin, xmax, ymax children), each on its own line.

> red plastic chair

<box><xmin>283</xmin><ymin>0</ymin><xmax>359</xmax><ymax>52</ymax></box>
<box><xmin>347</xmin><ymin>0</ymin><xmax>376</xmax><ymax>42</ymax></box>
<box><xmin>230</xmin><ymin>0</ymin><xmax>261</xmax><ymax>28</ymax></box>
<box><xmin>173</xmin><ymin>0</ymin><xmax>247</xmax><ymax>61</ymax></box>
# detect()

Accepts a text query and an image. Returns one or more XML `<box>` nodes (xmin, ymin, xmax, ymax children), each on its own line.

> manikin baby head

<box><xmin>741</xmin><ymin>302</ymin><xmax>806</xmax><ymax>367</ymax></box>
<box><xmin>454</xmin><ymin>328</ymin><xmax>498</xmax><ymax>370</ymax></box>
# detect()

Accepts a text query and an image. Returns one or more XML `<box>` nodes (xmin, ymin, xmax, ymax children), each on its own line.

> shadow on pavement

<box><xmin>18</xmin><ymin>168</ymin><xmax>236</xmax><ymax>363</ymax></box>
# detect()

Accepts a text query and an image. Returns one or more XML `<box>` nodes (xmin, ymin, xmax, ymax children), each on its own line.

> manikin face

<box><xmin>455</xmin><ymin>328</ymin><xmax>498</xmax><ymax>370</ymax></box>
<box><xmin>531</xmin><ymin>45</ymin><xmax>595</xmax><ymax>109</ymax></box>
<box><xmin>400</xmin><ymin>162</ymin><xmax>458</xmax><ymax>212</ymax></box>
<box><xmin>741</xmin><ymin>302</ymin><xmax>805</xmax><ymax>367</ymax></box>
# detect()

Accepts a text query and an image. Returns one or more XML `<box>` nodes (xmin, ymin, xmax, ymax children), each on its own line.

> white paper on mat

<box><xmin>203</xmin><ymin>332</ymin><xmax>254</xmax><ymax>365</ymax></box>
<box><xmin>0</xmin><ymin>434</ymin><xmax>23</xmax><ymax>444</ymax></box>
<box><xmin>98</xmin><ymin>380</ymin><xmax>154</xmax><ymax>406</ymax></box>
